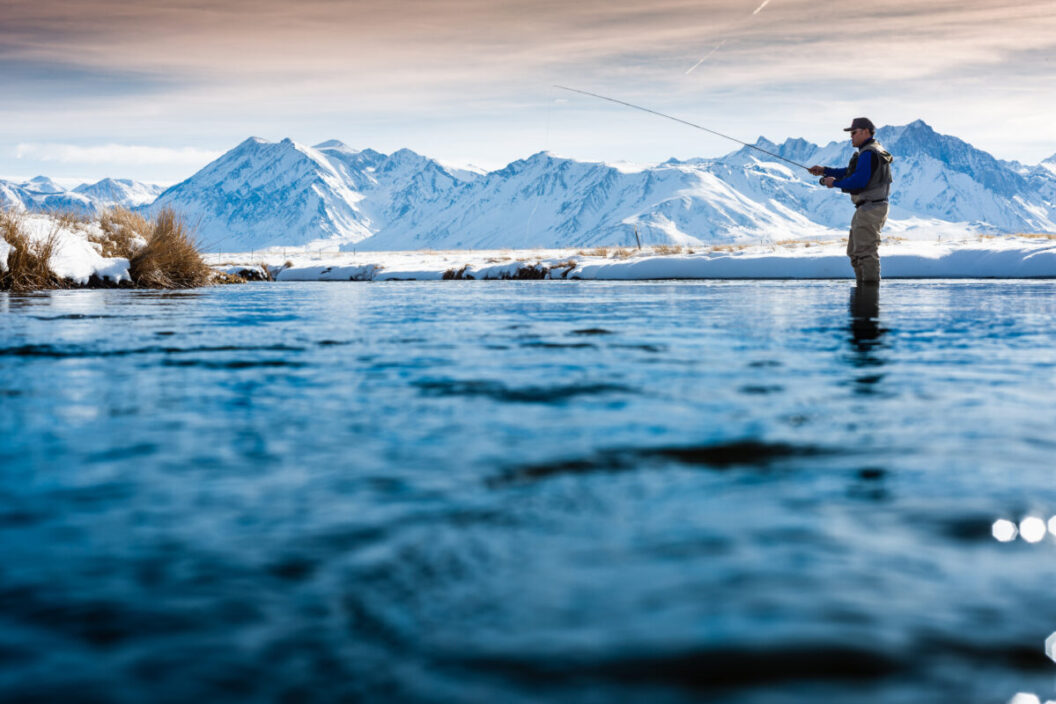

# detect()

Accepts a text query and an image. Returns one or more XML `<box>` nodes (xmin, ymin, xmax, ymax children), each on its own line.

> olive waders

<box><xmin>844</xmin><ymin>141</ymin><xmax>893</xmax><ymax>284</ymax></box>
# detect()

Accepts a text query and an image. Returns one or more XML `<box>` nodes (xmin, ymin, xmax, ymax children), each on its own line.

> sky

<box><xmin>1</xmin><ymin>0</ymin><xmax>1054</xmax><ymax>185</ymax></box>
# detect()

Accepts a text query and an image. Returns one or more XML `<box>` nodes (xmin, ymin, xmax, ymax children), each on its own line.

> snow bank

<box><xmin>253</xmin><ymin>236</ymin><xmax>1056</xmax><ymax>282</ymax></box>
<box><xmin>7</xmin><ymin>214</ymin><xmax>131</xmax><ymax>285</ymax></box>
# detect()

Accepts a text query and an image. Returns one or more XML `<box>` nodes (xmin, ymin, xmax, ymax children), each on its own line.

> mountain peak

<box><xmin>240</xmin><ymin>136</ymin><xmax>271</xmax><ymax>146</ymax></box>
<box><xmin>313</xmin><ymin>139</ymin><xmax>355</xmax><ymax>152</ymax></box>
<box><xmin>904</xmin><ymin>118</ymin><xmax>934</xmax><ymax>132</ymax></box>
<box><xmin>23</xmin><ymin>176</ymin><xmax>64</xmax><ymax>193</ymax></box>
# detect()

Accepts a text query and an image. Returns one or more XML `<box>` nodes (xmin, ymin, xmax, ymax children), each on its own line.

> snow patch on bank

<box><xmin>207</xmin><ymin>234</ymin><xmax>1056</xmax><ymax>282</ymax></box>
<box><xmin>3</xmin><ymin>213</ymin><xmax>131</xmax><ymax>285</ymax></box>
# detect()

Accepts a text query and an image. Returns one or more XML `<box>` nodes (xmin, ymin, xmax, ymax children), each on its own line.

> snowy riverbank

<box><xmin>1</xmin><ymin>210</ymin><xmax>212</xmax><ymax>290</ymax></box>
<box><xmin>208</xmin><ymin>235</ymin><xmax>1056</xmax><ymax>281</ymax></box>
<box><xmin>5</xmin><ymin>212</ymin><xmax>1055</xmax><ymax>289</ymax></box>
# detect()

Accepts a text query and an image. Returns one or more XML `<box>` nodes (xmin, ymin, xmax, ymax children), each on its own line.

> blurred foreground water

<box><xmin>1</xmin><ymin>280</ymin><xmax>1055</xmax><ymax>703</ymax></box>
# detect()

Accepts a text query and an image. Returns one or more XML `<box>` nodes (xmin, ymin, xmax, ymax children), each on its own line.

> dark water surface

<box><xmin>2</xmin><ymin>280</ymin><xmax>1055</xmax><ymax>703</ymax></box>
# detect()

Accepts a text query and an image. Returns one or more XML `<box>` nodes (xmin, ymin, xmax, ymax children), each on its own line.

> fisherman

<box><xmin>809</xmin><ymin>118</ymin><xmax>894</xmax><ymax>285</ymax></box>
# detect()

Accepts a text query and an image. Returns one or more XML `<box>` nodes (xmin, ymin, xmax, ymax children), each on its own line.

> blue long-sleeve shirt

<box><xmin>823</xmin><ymin>144</ymin><xmax>874</xmax><ymax>192</ymax></box>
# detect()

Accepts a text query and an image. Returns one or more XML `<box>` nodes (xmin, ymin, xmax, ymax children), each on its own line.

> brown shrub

<box><xmin>92</xmin><ymin>207</ymin><xmax>152</xmax><ymax>258</ymax></box>
<box><xmin>52</xmin><ymin>209</ymin><xmax>91</xmax><ymax>231</ymax></box>
<box><xmin>550</xmin><ymin>259</ymin><xmax>577</xmax><ymax>279</ymax></box>
<box><xmin>129</xmin><ymin>209</ymin><xmax>212</xmax><ymax>288</ymax></box>
<box><xmin>0</xmin><ymin>211</ymin><xmax>65</xmax><ymax>292</ymax></box>
<box><xmin>212</xmin><ymin>271</ymin><xmax>248</xmax><ymax>285</ymax></box>
<box><xmin>442</xmin><ymin>265</ymin><xmax>473</xmax><ymax>280</ymax></box>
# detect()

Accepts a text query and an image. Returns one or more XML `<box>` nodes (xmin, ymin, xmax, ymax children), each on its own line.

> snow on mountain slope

<box><xmin>148</xmin><ymin>138</ymin><xmax>479</xmax><ymax>251</ymax></box>
<box><xmin>0</xmin><ymin>176</ymin><xmax>165</xmax><ymax>214</ymax></box>
<box><xmin>713</xmin><ymin>121</ymin><xmax>1056</xmax><ymax>234</ymax></box>
<box><xmin>7</xmin><ymin>121</ymin><xmax>1055</xmax><ymax>251</ymax></box>
<box><xmin>73</xmin><ymin>178</ymin><xmax>162</xmax><ymax>208</ymax></box>
<box><xmin>22</xmin><ymin>176</ymin><xmax>65</xmax><ymax>195</ymax></box>
<box><xmin>353</xmin><ymin>151</ymin><xmax>830</xmax><ymax>251</ymax></box>
<box><xmin>154</xmin><ymin>123</ymin><xmax>1055</xmax><ymax>252</ymax></box>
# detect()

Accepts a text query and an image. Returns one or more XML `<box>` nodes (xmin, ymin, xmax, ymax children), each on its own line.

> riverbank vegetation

<box><xmin>0</xmin><ymin>207</ymin><xmax>214</xmax><ymax>292</ymax></box>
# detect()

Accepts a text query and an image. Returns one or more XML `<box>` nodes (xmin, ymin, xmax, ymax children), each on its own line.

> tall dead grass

<box><xmin>129</xmin><ymin>209</ymin><xmax>212</xmax><ymax>288</ymax></box>
<box><xmin>92</xmin><ymin>207</ymin><xmax>152</xmax><ymax>258</ymax></box>
<box><xmin>0</xmin><ymin>210</ymin><xmax>64</xmax><ymax>292</ymax></box>
<box><xmin>1</xmin><ymin>207</ymin><xmax>212</xmax><ymax>291</ymax></box>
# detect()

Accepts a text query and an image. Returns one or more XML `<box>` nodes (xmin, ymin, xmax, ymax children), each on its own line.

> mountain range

<box><xmin>4</xmin><ymin>120</ymin><xmax>1055</xmax><ymax>251</ymax></box>
<box><xmin>0</xmin><ymin>176</ymin><xmax>163</xmax><ymax>214</ymax></box>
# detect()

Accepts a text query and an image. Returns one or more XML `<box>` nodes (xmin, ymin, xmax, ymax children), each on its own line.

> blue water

<box><xmin>2</xmin><ymin>280</ymin><xmax>1056</xmax><ymax>703</ymax></box>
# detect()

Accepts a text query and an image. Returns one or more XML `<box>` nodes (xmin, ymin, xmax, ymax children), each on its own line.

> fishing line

<box><xmin>553</xmin><ymin>85</ymin><xmax>810</xmax><ymax>171</ymax></box>
<box><xmin>526</xmin><ymin>86</ymin><xmax>557</xmax><ymax>238</ymax></box>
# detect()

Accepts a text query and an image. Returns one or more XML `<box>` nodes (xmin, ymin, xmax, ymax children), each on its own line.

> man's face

<box><xmin>850</xmin><ymin>128</ymin><xmax>871</xmax><ymax>148</ymax></box>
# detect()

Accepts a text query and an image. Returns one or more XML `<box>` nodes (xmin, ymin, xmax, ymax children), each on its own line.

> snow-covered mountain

<box><xmin>73</xmin><ymin>178</ymin><xmax>162</xmax><ymax>208</ymax></box>
<box><xmin>8</xmin><ymin>121</ymin><xmax>1056</xmax><ymax>250</ymax></box>
<box><xmin>147</xmin><ymin>138</ymin><xmax>481</xmax><ymax>251</ymax></box>
<box><xmin>147</xmin><ymin>122</ymin><xmax>1055</xmax><ymax>251</ymax></box>
<box><xmin>0</xmin><ymin>176</ymin><xmax>163</xmax><ymax>214</ymax></box>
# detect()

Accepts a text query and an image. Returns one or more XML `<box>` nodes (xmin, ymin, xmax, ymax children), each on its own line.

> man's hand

<box><xmin>822</xmin><ymin>176</ymin><xmax>836</xmax><ymax>188</ymax></box>
<box><xmin>808</xmin><ymin>165</ymin><xmax>825</xmax><ymax>176</ymax></box>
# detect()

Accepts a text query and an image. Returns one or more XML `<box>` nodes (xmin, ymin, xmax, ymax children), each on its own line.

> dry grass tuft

<box><xmin>0</xmin><ymin>211</ymin><xmax>65</xmax><ymax>292</ymax></box>
<box><xmin>709</xmin><ymin>243</ymin><xmax>750</xmax><ymax>253</ymax></box>
<box><xmin>442</xmin><ymin>265</ymin><xmax>474</xmax><ymax>280</ymax></box>
<box><xmin>92</xmin><ymin>208</ymin><xmax>152</xmax><ymax>258</ymax></box>
<box><xmin>212</xmin><ymin>271</ymin><xmax>248</xmax><ymax>285</ymax></box>
<box><xmin>129</xmin><ymin>209</ymin><xmax>212</xmax><ymax>288</ymax></box>
<box><xmin>652</xmin><ymin>244</ymin><xmax>682</xmax><ymax>255</ymax></box>
<box><xmin>612</xmin><ymin>248</ymin><xmax>635</xmax><ymax>259</ymax></box>
<box><xmin>52</xmin><ymin>209</ymin><xmax>92</xmax><ymax>232</ymax></box>
<box><xmin>549</xmin><ymin>259</ymin><xmax>577</xmax><ymax>279</ymax></box>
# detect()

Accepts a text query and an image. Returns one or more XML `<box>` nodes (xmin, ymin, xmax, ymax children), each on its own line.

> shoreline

<box><xmin>4</xmin><ymin>208</ymin><xmax>1055</xmax><ymax>292</ymax></box>
<box><xmin>210</xmin><ymin>235</ymin><xmax>1056</xmax><ymax>282</ymax></box>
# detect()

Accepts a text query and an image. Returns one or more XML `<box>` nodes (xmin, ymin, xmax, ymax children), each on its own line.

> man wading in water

<box><xmin>809</xmin><ymin>118</ymin><xmax>894</xmax><ymax>285</ymax></box>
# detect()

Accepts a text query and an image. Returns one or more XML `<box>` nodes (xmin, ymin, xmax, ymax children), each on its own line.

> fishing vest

<box><xmin>845</xmin><ymin>140</ymin><xmax>893</xmax><ymax>205</ymax></box>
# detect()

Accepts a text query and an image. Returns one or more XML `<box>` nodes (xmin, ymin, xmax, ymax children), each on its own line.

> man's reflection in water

<box><xmin>849</xmin><ymin>284</ymin><xmax>886</xmax><ymax>392</ymax></box>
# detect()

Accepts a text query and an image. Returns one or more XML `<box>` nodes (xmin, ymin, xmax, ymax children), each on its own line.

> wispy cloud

<box><xmin>1</xmin><ymin>0</ymin><xmax>1055</xmax><ymax>171</ymax></box>
<box><xmin>14</xmin><ymin>143</ymin><xmax>223</xmax><ymax>166</ymax></box>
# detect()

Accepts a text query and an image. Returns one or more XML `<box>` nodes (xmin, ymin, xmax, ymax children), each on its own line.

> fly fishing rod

<box><xmin>554</xmin><ymin>85</ymin><xmax>811</xmax><ymax>172</ymax></box>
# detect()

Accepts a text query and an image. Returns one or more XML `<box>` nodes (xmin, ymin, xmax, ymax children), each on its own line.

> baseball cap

<box><xmin>844</xmin><ymin>117</ymin><xmax>876</xmax><ymax>132</ymax></box>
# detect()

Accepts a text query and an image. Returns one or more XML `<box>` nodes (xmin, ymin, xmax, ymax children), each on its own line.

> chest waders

<box><xmin>846</xmin><ymin>141</ymin><xmax>894</xmax><ymax>285</ymax></box>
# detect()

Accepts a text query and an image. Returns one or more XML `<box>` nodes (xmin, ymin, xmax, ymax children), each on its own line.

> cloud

<box><xmin>14</xmin><ymin>143</ymin><xmax>223</xmax><ymax>166</ymax></box>
<box><xmin>1</xmin><ymin>0</ymin><xmax>1054</xmax><ymax>168</ymax></box>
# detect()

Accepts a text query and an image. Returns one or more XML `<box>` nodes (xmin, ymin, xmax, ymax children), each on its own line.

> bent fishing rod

<box><xmin>553</xmin><ymin>85</ymin><xmax>811</xmax><ymax>172</ymax></box>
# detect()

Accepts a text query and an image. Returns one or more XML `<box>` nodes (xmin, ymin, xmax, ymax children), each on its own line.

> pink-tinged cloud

<box><xmin>1</xmin><ymin>0</ymin><xmax>1054</xmax><ymax>179</ymax></box>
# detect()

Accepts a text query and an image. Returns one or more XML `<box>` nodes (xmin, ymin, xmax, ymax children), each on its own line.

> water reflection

<box><xmin>848</xmin><ymin>284</ymin><xmax>887</xmax><ymax>392</ymax></box>
<box><xmin>4</xmin><ymin>281</ymin><xmax>1056</xmax><ymax>703</ymax></box>
<box><xmin>849</xmin><ymin>284</ymin><xmax>882</xmax><ymax>351</ymax></box>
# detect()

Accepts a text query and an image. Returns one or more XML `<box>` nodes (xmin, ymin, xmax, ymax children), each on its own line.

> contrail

<box><xmin>685</xmin><ymin>39</ymin><xmax>728</xmax><ymax>75</ymax></box>
<box><xmin>686</xmin><ymin>0</ymin><xmax>776</xmax><ymax>73</ymax></box>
